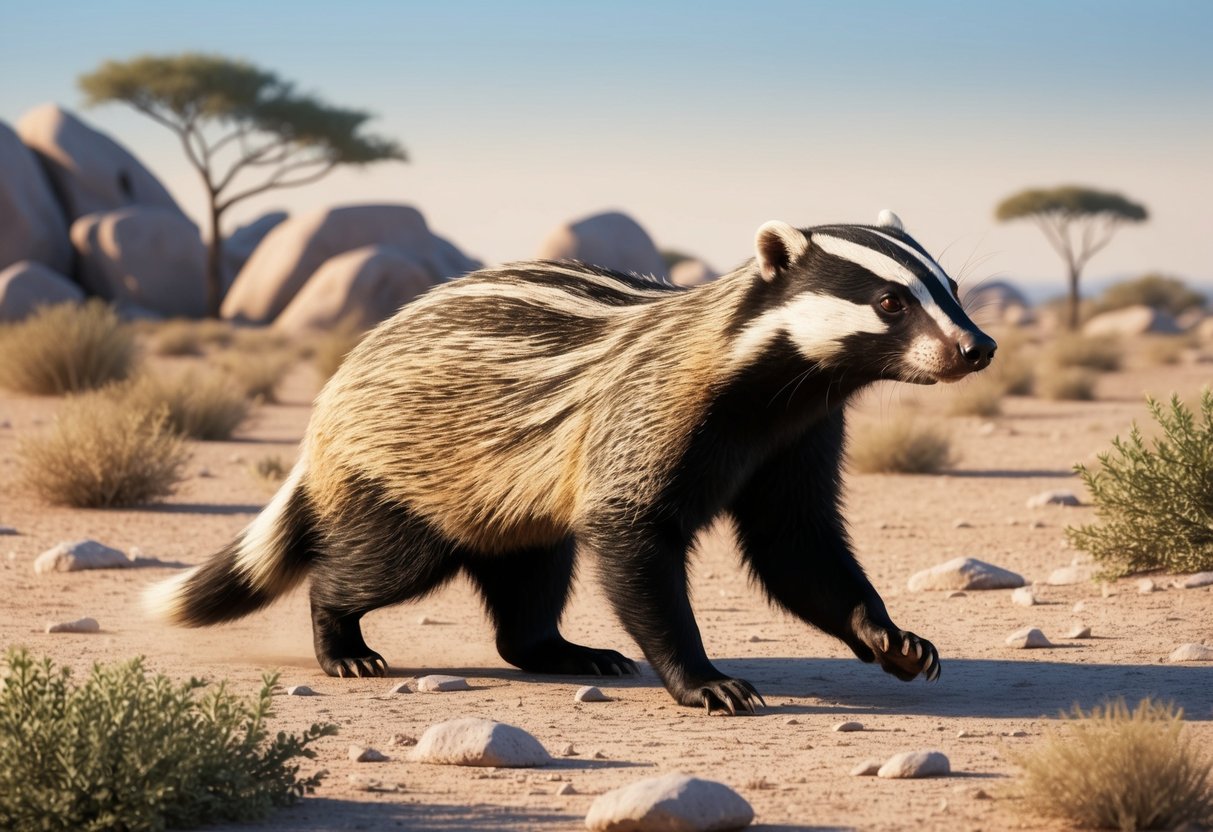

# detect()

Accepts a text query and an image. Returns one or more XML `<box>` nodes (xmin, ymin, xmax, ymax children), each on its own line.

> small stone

<box><xmin>196</xmin><ymin>467</ymin><xmax>213</xmax><ymax>478</ymax></box>
<box><xmin>1178</xmin><ymin>571</ymin><xmax>1213</xmax><ymax>589</ymax></box>
<box><xmin>1047</xmin><ymin>564</ymin><xmax>1098</xmax><ymax>585</ymax></box>
<box><xmin>575</xmin><ymin>685</ymin><xmax>612</xmax><ymax>702</ymax></box>
<box><xmin>45</xmin><ymin>617</ymin><xmax>100</xmax><ymax>634</ymax></box>
<box><xmin>877</xmin><ymin>750</ymin><xmax>951</xmax><ymax>779</ymax></box>
<box><xmin>1027</xmin><ymin>490</ymin><xmax>1080</xmax><ymax>508</ymax></box>
<box><xmin>1011</xmin><ymin>587</ymin><xmax>1037</xmax><ymax>607</ymax></box>
<box><xmin>956</xmin><ymin>729</ymin><xmax>970</xmax><ymax>738</ymax></box>
<box><xmin>560</xmin><ymin>743</ymin><xmax>577</xmax><ymax>757</ymax></box>
<box><xmin>1006</xmin><ymin>627</ymin><xmax>1053</xmax><ymax>649</ymax></box>
<box><xmin>34</xmin><ymin>540</ymin><xmax>130</xmax><ymax>574</ymax></box>
<box><xmin>0</xmin><ymin>526</ymin><xmax>17</xmax><ymax>536</ymax></box>
<box><xmin>952</xmin><ymin>520</ymin><xmax>972</xmax><ymax>529</ymax></box>
<box><xmin>349</xmin><ymin>744</ymin><xmax>389</xmax><ymax>762</ymax></box>
<box><xmin>593</xmin><ymin>750</ymin><xmax>607</xmax><ymax>759</ymax></box>
<box><xmin>411</xmin><ymin>718</ymin><xmax>551</xmax><ymax>767</ymax></box>
<box><xmin>850</xmin><ymin>759</ymin><xmax>882</xmax><ymax>777</ymax></box>
<box><xmin>946</xmin><ymin>590</ymin><xmax>966</xmax><ymax>599</ymax></box>
<box><xmin>388</xmin><ymin>681</ymin><xmax>412</xmax><ymax>694</ymax></box>
<box><xmin>1007</xmin><ymin>730</ymin><xmax>1028</xmax><ymax>738</ymax></box>
<box><xmin>418</xmin><ymin>615</ymin><xmax>438</xmax><ymax>625</ymax></box>
<box><xmin>416</xmin><ymin>674</ymin><xmax>470</xmax><ymax>692</ymax></box>
<box><xmin>286</xmin><ymin>685</ymin><xmax>317</xmax><ymax>696</ymax></box>
<box><xmin>1168</xmin><ymin>643</ymin><xmax>1213</xmax><ymax>662</ymax></box>
<box><xmin>833</xmin><ymin>721</ymin><xmax>863</xmax><ymax>733</ymax></box>
<box><xmin>584</xmin><ymin>773</ymin><xmax>754</xmax><ymax>832</ymax></box>
<box><xmin>1137</xmin><ymin>578</ymin><xmax>1157</xmax><ymax>594</ymax></box>
<box><xmin>747</xmin><ymin>633</ymin><xmax>773</xmax><ymax>642</ymax></box>
<box><xmin>557</xmin><ymin>782</ymin><xmax>576</xmax><ymax>795</ymax></box>
<box><xmin>972</xmin><ymin>788</ymin><xmax>991</xmax><ymax>800</ymax></box>
<box><xmin>389</xmin><ymin>733</ymin><xmax>417</xmax><ymax>747</ymax></box>
<box><xmin>1029</xmin><ymin>520</ymin><xmax>1046</xmax><ymax>529</ymax></box>
<box><xmin>1066</xmin><ymin>625</ymin><xmax>1092</xmax><ymax>639</ymax></box>
<box><xmin>907</xmin><ymin>557</ymin><xmax>1026</xmax><ymax>592</ymax></box>
<box><xmin>785</xmin><ymin>718</ymin><xmax>800</xmax><ymax>725</ymax></box>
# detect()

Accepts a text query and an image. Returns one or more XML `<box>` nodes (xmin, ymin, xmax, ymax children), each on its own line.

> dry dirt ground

<box><xmin>1</xmin><ymin>334</ymin><xmax>1211</xmax><ymax>832</ymax></box>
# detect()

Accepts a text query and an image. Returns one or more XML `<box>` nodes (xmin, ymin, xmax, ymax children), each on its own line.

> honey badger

<box><xmin>148</xmin><ymin>210</ymin><xmax>996</xmax><ymax>714</ymax></box>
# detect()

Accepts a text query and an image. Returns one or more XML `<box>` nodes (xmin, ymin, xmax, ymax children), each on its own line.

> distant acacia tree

<box><xmin>80</xmin><ymin>54</ymin><xmax>406</xmax><ymax>317</ymax></box>
<box><xmin>995</xmin><ymin>186</ymin><xmax>1147</xmax><ymax>330</ymax></box>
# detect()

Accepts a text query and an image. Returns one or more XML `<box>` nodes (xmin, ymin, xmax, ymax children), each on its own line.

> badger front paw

<box><xmin>855</xmin><ymin>622</ymin><xmax>941</xmax><ymax>682</ymax></box>
<box><xmin>672</xmin><ymin>675</ymin><xmax>766</xmax><ymax>715</ymax></box>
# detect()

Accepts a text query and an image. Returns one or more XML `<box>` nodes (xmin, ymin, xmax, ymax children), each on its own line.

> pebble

<box><xmin>584</xmin><ymin>773</ymin><xmax>754</xmax><ymax>832</ymax></box>
<box><xmin>956</xmin><ymin>729</ymin><xmax>971</xmax><ymax>738</ymax></box>
<box><xmin>34</xmin><ymin>540</ymin><xmax>130</xmax><ymax>574</ymax></box>
<box><xmin>833</xmin><ymin>721</ymin><xmax>864</xmax><ymax>733</ymax></box>
<box><xmin>0</xmin><ymin>526</ymin><xmax>17</xmax><ymax>536</ymax></box>
<box><xmin>1011</xmin><ymin>587</ymin><xmax>1038</xmax><ymax>607</ymax></box>
<box><xmin>45</xmin><ymin>617</ymin><xmax>100</xmax><ymax>634</ymax></box>
<box><xmin>417</xmin><ymin>615</ymin><xmax>440</xmax><ymax>625</ymax></box>
<box><xmin>1168</xmin><ymin>643</ymin><xmax>1213</xmax><ymax>662</ymax></box>
<box><xmin>1027</xmin><ymin>490</ymin><xmax>1080</xmax><ymax>508</ymax></box>
<box><xmin>557</xmin><ymin>782</ymin><xmax>577</xmax><ymax>795</ymax></box>
<box><xmin>388</xmin><ymin>681</ymin><xmax>412</xmax><ymax>694</ymax></box>
<box><xmin>1137</xmin><ymin>578</ymin><xmax>1158</xmax><ymax>594</ymax></box>
<box><xmin>1066</xmin><ymin>625</ymin><xmax>1092</xmax><ymax>639</ymax></box>
<box><xmin>349</xmin><ymin>744</ymin><xmax>389</xmax><ymax>762</ymax></box>
<box><xmin>560</xmin><ymin>743</ymin><xmax>578</xmax><ymax>757</ymax></box>
<box><xmin>286</xmin><ymin>685</ymin><xmax>317</xmax><ymax>696</ymax></box>
<box><xmin>1029</xmin><ymin>520</ymin><xmax>1046</xmax><ymax>529</ymax></box>
<box><xmin>906</xmin><ymin>557</ymin><xmax>1026</xmax><ymax>592</ymax></box>
<box><xmin>1047</xmin><ymin>564</ymin><xmax>1098</xmax><ymax>586</ymax></box>
<box><xmin>416</xmin><ymin>674</ymin><xmax>470</xmax><ymax>692</ymax></box>
<box><xmin>785</xmin><ymin>718</ymin><xmax>800</xmax><ymax>725</ymax></box>
<box><xmin>1177</xmin><ymin>572</ymin><xmax>1213</xmax><ymax>589</ymax></box>
<box><xmin>593</xmin><ymin>750</ymin><xmax>608</xmax><ymax>759</ymax></box>
<box><xmin>196</xmin><ymin>467</ymin><xmax>213</xmax><ymax>478</ymax></box>
<box><xmin>411</xmin><ymin>718</ymin><xmax>551</xmax><ymax>767</ymax></box>
<box><xmin>946</xmin><ymin>591</ymin><xmax>966</xmax><ymax>599</ymax></box>
<box><xmin>1006</xmin><ymin>627</ymin><xmax>1053</xmax><ymax>649</ymax></box>
<box><xmin>952</xmin><ymin>520</ymin><xmax>972</xmax><ymax>529</ymax></box>
<box><xmin>850</xmin><ymin>759</ymin><xmax>882</xmax><ymax>777</ymax></box>
<box><xmin>877</xmin><ymin>750</ymin><xmax>951</xmax><ymax>779</ymax></box>
<box><xmin>575</xmin><ymin>685</ymin><xmax>612</xmax><ymax>703</ymax></box>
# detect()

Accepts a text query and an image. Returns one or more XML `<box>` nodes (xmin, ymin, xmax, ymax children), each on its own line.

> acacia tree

<box><xmin>79</xmin><ymin>54</ymin><xmax>406</xmax><ymax>317</ymax></box>
<box><xmin>995</xmin><ymin>186</ymin><xmax>1147</xmax><ymax>330</ymax></box>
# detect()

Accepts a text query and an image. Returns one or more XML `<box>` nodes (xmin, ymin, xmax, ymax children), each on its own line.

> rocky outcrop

<box><xmin>0</xmin><ymin>121</ymin><xmax>71</xmax><ymax>274</ymax></box>
<box><xmin>536</xmin><ymin>211</ymin><xmax>667</xmax><ymax>280</ymax></box>
<box><xmin>962</xmin><ymin>280</ymin><xmax>1034</xmax><ymax>326</ymax></box>
<box><xmin>1083</xmin><ymin>304</ymin><xmax>1181</xmax><ymax>336</ymax></box>
<box><xmin>669</xmin><ymin>258</ymin><xmax>719</xmax><ymax>287</ymax></box>
<box><xmin>222</xmin><ymin>210</ymin><xmax>288</xmax><ymax>292</ymax></box>
<box><xmin>0</xmin><ymin>261</ymin><xmax>84</xmax><ymax>322</ymax></box>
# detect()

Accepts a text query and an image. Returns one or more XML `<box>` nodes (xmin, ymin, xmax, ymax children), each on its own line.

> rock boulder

<box><xmin>0</xmin><ymin>120</ymin><xmax>71</xmax><ymax>273</ymax></box>
<box><xmin>222</xmin><ymin>210</ymin><xmax>288</xmax><ymax>292</ymax></box>
<box><xmin>1084</xmin><ymin>304</ymin><xmax>1181</xmax><ymax>336</ymax></box>
<box><xmin>536</xmin><ymin>211</ymin><xmax>667</xmax><ymax>281</ymax></box>
<box><xmin>0</xmin><ymin>261</ymin><xmax>84</xmax><ymax>322</ymax></box>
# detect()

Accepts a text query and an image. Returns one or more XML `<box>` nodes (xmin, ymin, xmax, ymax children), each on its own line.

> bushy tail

<box><xmin>145</xmin><ymin>461</ymin><xmax>315</xmax><ymax>627</ymax></box>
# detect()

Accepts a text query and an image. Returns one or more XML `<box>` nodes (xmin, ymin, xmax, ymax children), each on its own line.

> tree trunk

<box><xmin>1067</xmin><ymin>263</ymin><xmax>1081</xmax><ymax>332</ymax></box>
<box><xmin>205</xmin><ymin>203</ymin><xmax>224</xmax><ymax>319</ymax></box>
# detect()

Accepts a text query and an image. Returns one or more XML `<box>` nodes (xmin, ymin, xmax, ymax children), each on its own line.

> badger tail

<box><xmin>145</xmin><ymin>461</ymin><xmax>316</xmax><ymax>627</ymax></box>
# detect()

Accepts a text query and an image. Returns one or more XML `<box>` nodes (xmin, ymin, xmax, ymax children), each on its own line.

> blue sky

<box><xmin>2</xmin><ymin>1</ymin><xmax>1211</xmax><ymax>293</ymax></box>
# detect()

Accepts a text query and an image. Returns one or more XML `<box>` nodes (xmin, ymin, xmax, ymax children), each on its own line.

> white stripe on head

<box><xmin>730</xmin><ymin>292</ymin><xmax>888</xmax><ymax>369</ymax></box>
<box><xmin>812</xmin><ymin>233</ymin><xmax>960</xmax><ymax>336</ymax></box>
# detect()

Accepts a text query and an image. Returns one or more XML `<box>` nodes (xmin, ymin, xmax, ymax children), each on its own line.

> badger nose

<box><xmin>958</xmin><ymin>332</ymin><xmax>997</xmax><ymax>369</ymax></box>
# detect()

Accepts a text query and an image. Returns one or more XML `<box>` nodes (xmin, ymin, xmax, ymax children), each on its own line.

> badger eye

<box><xmin>879</xmin><ymin>295</ymin><xmax>904</xmax><ymax>314</ymax></box>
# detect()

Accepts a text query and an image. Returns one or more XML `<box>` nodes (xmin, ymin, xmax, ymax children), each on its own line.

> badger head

<box><xmin>741</xmin><ymin>212</ymin><xmax>995</xmax><ymax>384</ymax></box>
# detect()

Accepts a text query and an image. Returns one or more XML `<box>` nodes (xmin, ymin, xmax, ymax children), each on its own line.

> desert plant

<box><xmin>0</xmin><ymin>648</ymin><xmax>336</xmax><ymax>832</ymax></box>
<box><xmin>313</xmin><ymin>324</ymin><xmax>366</xmax><ymax>382</ymax></box>
<box><xmin>1141</xmin><ymin>335</ymin><xmax>1191</xmax><ymax>367</ymax></box>
<box><xmin>112</xmin><ymin>371</ymin><xmax>251</xmax><ymax>440</ymax></box>
<box><xmin>0</xmin><ymin>301</ymin><xmax>138</xmax><ymax>395</ymax></box>
<box><xmin>1095</xmin><ymin>273</ymin><xmax>1207</xmax><ymax>317</ymax></box>
<box><xmin>946</xmin><ymin>376</ymin><xmax>1004</xmax><ymax>417</ymax></box>
<box><xmin>218</xmin><ymin>350</ymin><xmax>293</xmax><ymax>403</ymax></box>
<box><xmin>20</xmin><ymin>393</ymin><xmax>188</xmax><ymax>507</ymax></box>
<box><xmin>1038</xmin><ymin>367</ymin><xmax>1098</xmax><ymax>401</ymax></box>
<box><xmin>252</xmin><ymin>454</ymin><xmax>288</xmax><ymax>485</ymax></box>
<box><xmin>1049</xmin><ymin>333</ymin><xmax>1122</xmax><ymax>372</ymax></box>
<box><xmin>1067</xmin><ymin>391</ymin><xmax>1213</xmax><ymax>575</ymax></box>
<box><xmin>153</xmin><ymin>319</ymin><xmax>206</xmax><ymax>356</ymax></box>
<box><xmin>1011</xmin><ymin>698</ymin><xmax>1213</xmax><ymax>831</ymax></box>
<box><xmin>849</xmin><ymin>419</ymin><xmax>955</xmax><ymax>474</ymax></box>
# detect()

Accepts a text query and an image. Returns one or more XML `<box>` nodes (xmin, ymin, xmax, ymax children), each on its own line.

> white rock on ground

<box><xmin>1011</xmin><ymin>587</ymin><xmax>1038</xmax><ymax>607</ymax></box>
<box><xmin>833</xmin><ymin>721</ymin><xmax>863</xmax><ymax>733</ymax></box>
<box><xmin>1047</xmin><ymin>564</ymin><xmax>1098</xmax><ymax>585</ymax></box>
<box><xmin>349</xmin><ymin>744</ymin><xmax>389</xmax><ymax>762</ymax></box>
<box><xmin>584</xmin><ymin>772</ymin><xmax>754</xmax><ymax>832</ymax></box>
<box><xmin>0</xmin><ymin>121</ymin><xmax>71</xmax><ymax>274</ymax></box>
<box><xmin>1067</xmin><ymin>625</ymin><xmax>1092</xmax><ymax>639</ymax></box>
<box><xmin>0</xmin><ymin>260</ymin><xmax>85</xmax><ymax>323</ymax></box>
<box><xmin>536</xmin><ymin>211</ymin><xmax>668</xmax><ymax>283</ymax></box>
<box><xmin>286</xmin><ymin>685</ymin><xmax>317</xmax><ymax>696</ymax></box>
<box><xmin>387</xmin><ymin>681</ymin><xmax>412</xmax><ymax>694</ymax></box>
<box><xmin>877</xmin><ymin>750</ymin><xmax>951</xmax><ymax>779</ymax></box>
<box><xmin>1006</xmin><ymin>627</ymin><xmax>1053</xmax><ymax>649</ymax></box>
<box><xmin>1177</xmin><ymin>572</ymin><xmax>1213</xmax><ymax>589</ymax></box>
<box><xmin>850</xmin><ymin>759</ymin><xmax>882</xmax><ymax>777</ymax></box>
<box><xmin>410</xmin><ymin>718</ymin><xmax>551</xmax><ymax>767</ymax></box>
<box><xmin>416</xmin><ymin>674</ymin><xmax>470</xmax><ymax>692</ymax></box>
<box><xmin>1027</xmin><ymin>490</ymin><xmax>1080</xmax><ymax>508</ymax></box>
<box><xmin>1168</xmin><ymin>643</ymin><xmax>1213</xmax><ymax>662</ymax></box>
<box><xmin>906</xmin><ymin>557</ymin><xmax>1025</xmax><ymax>591</ymax></box>
<box><xmin>576</xmin><ymin>685</ymin><xmax>612</xmax><ymax>702</ymax></box>
<box><xmin>1137</xmin><ymin>578</ymin><xmax>1158</xmax><ymax>594</ymax></box>
<box><xmin>33</xmin><ymin>540</ymin><xmax>129</xmax><ymax>574</ymax></box>
<box><xmin>45</xmin><ymin>617</ymin><xmax>99</xmax><ymax>634</ymax></box>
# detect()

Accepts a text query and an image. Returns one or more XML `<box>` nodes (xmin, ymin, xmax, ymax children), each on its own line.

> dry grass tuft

<box><xmin>1049</xmin><ymin>333</ymin><xmax>1123</xmax><ymax>372</ymax></box>
<box><xmin>313</xmin><ymin>324</ymin><xmax>367</xmax><ymax>383</ymax></box>
<box><xmin>251</xmin><ymin>454</ymin><xmax>288</xmax><ymax>485</ymax></box>
<box><xmin>1038</xmin><ymin>367</ymin><xmax>1098</xmax><ymax>401</ymax></box>
<box><xmin>152</xmin><ymin>318</ymin><xmax>235</xmax><ymax>356</ymax></box>
<box><xmin>1012</xmin><ymin>698</ymin><xmax>1213</xmax><ymax>831</ymax></box>
<box><xmin>20</xmin><ymin>393</ymin><xmax>188</xmax><ymax>507</ymax></box>
<box><xmin>1142</xmin><ymin>336</ymin><xmax>1190</xmax><ymax>367</ymax></box>
<box><xmin>218</xmin><ymin>351</ymin><xmax>294</xmax><ymax>403</ymax></box>
<box><xmin>0</xmin><ymin>301</ymin><xmax>138</xmax><ymax>395</ymax></box>
<box><xmin>849</xmin><ymin>420</ymin><xmax>955</xmax><ymax>474</ymax></box>
<box><xmin>112</xmin><ymin>371</ymin><xmax>251</xmax><ymax>441</ymax></box>
<box><xmin>946</xmin><ymin>376</ymin><xmax>1004</xmax><ymax>417</ymax></box>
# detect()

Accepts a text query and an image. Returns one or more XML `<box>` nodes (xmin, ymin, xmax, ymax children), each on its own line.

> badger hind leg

<box><xmin>463</xmin><ymin>539</ymin><xmax>639</xmax><ymax>677</ymax></box>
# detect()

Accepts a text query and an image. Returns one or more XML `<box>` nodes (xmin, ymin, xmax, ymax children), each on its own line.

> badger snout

<box><xmin>958</xmin><ymin>331</ymin><xmax>997</xmax><ymax>371</ymax></box>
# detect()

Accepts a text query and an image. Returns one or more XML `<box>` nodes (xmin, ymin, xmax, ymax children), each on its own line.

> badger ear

<box><xmin>754</xmin><ymin>221</ymin><xmax>809</xmax><ymax>282</ymax></box>
<box><xmin>877</xmin><ymin>209</ymin><xmax>904</xmax><ymax>231</ymax></box>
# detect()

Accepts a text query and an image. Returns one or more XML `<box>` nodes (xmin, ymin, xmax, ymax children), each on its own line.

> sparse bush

<box><xmin>313</xmin><ymin>324</ymin><xmax>366</xmax><ymax>382</ymax></box>
<box><xmin>0</xmin><ymin>649</ymin><xmax>336</xmax><ymax>832</ymax></box>
<box><xmin>849</xmin><ymin>420</ymin><xmax>955</xmax><ymax>474</ymax></box>
<box><xmin>1142</xmin><ymin>335</ymin><xmax>1190</xmax><ymax>367</ymax></box>
<box><xmin>1038</xmin><ymin>367</ymin><xmax>1097</xmax><ymax>401</ymax></box>
<box><xmin>1049</xmin><ymin>333</ymin><xmax>1122</xmax><ymax>372</ymax></box>
<box><xmin>20</xmin><ymin>393</ymin><xmax>188</xmax><ymax>507</ymax></box>
<box><xmin>153</xmin><ymin>319</ymin><xmax>206</xmax><ymax>356</ymax></box>
<box><xmin>1067</xmin><ymin>391</ymin><xmax>1213</xmax><ymax>576</ymax></box>
<box><xmin>0</xmin><ymin>301</ymin><xmax>138</xmax><ymax>395</ymax></box>
<box><xmin>1011</xmin><ymin>698</ymin><xmax>1213</xmax><ymax>831</ymax></box>
<box><xmin>218</xmin><ymin>351</ymin><xmax>293</xmax><ymax>403</ymax></box>
<box><xmin>231</xmin><ymin>326</ymin><xmax>293</xmax><ymax>354</ymax></box>
<box><xmin>1095</xmin><ymin>273</ymin><xmax>1207</xmax><ymax>317</ymax></box>
<box><xmin>946</xmin><ymin>376</ymin><xmax>1004</xmax><ymax>417</ymax></box>
<box><xmin>113</xmin><ymin>371</ymin><xmax>251</xmax><ymax>440</ymax></box>
<box><xmin>252</xmin><ymin>454</ymin><xmax>288</xmax><ymax>485</ymax></box>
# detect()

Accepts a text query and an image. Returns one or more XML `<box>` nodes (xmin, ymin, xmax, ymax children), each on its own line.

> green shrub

<box><xmin>946</xmin><ymin>376</ymin><xmax>1003</xmax><ymax>417</ymax></box>
<box><xmin>1012</xmin><ymin>698</ymin><xmax>1213</xmax><ymax>831</ymax></box>
<box><xmin>20</xmin><ymin>393</ymin><xmax>188</xmax><ymax>507</ymax></box>
<box><xmin>1049</xmin><ymin>333</ymin><xmax>1122</xmax><ymax>372</ymax></box>
<box><xmin>114</xmin><ymin>371</ymin><xmax>251</xmax><ymax>440</ymax></box>
<box><xmin>1067</xmin><ymin>390</ymin><xmax>1213</xmax><ymax>576</ymax></box>
<box><xmin>1038</xmin><ymin>367</ymin><xmax>1097</xmax><ymax>401</ymax></box>
<box><xmin>0</xmin><ymin>301</ymin><xmax>138</xmax><ymax>395</ymax></box>
<box><xmin>0</xmin><ymin>649</ymin><xmax>336</xmax><ymax>832</ymax></box>
<box><xmin>1095</xmin><ymin>273</ymin><xmax>1207</xmax><ymax>317</ymax></box>
<box><xmin>849</xmin><ymin>419</ymin><xmax>954</xmax><ymax>474</ymax></box>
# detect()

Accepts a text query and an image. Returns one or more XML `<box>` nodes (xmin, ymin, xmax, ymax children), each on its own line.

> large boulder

<box><xmin>221</xmin><ymin>204</ymin><xmax>480</xmax><ymax>324</ymax></box>
<box><xmin>962</xmin><ymin>280</ymin><xmax>1034</xmax><ymax>326</ymax></box>
<box><xmin>670</xmin><ymin>258</ymin><xmax>719</xmax><ymax>287</ymax></box>
<box><xmin>222</xmin><ymin>210</ymin><xmax>288</xmax><ymax>292</ymax></box>
<box><xmin>0</xmin><ymin>261</ymin><xmax>84</xmax><ymax>322</ymax></box>
<box><xmin>1083</xmin><ymin>304</ymin><xmax>1181</xmax><ymax>336</ymax></box>
<box><xmin>0</xmin><ymin>121</ymin><xmax>71</xmax><ymax>274</ymax></box>
<box><xmin>17</xmin><ymin>104</ymin><xmax>184</xmax><ymax>224</ymax></box>
<box><xmin>274</xmin><ymin>245</ymin><xmax>436</xmax><ymax>333</ymax></box>
<box><xmin>71</xmin><ymin>207</ymin><xmax>207</xmax><ymax>318</ymax></box>
<box><xmin>536</xmin><ymin>211</ymin><xmax>667</xmax><ymax>280</ymax></box>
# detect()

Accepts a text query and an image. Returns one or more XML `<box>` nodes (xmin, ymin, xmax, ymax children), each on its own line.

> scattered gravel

<box><xmin>575</xmin><ymin>685</ymin><xmax>612</xmax><ymax>702</ymax></box>
<box><xmin>411</xmin><ymin>718</ymin><xmax>551</xmax><ymax>767</ymax></box>
<box><xmin>416</xmin><ymin>674</ymin><xmax>470</xmax><ymax>692</ymax></box>
<box><xmin>585</xmin><ymin>772</ymin><xmax>754</xmax><ymax>832</ymax></box>
<box><xmin>877</xmin><ymin>750</ymin><xmax>951</xmax><ymax>779</ymax></box>
<box><xmin>286</xmin><ymin>685</ymin><xmax>317</xmax><ymax>696</ymax></box>
<box><xmin>45</xmin><ymin>617</ymin><xmax>99</xmax><ymax>634</ymax></box>
<box><xmin>1011</xmin><ymin>587</ymin><xmax>1038</xmax><ymax>607</ymax></box>
<box><xmin>349</xmin><ymin>744</ymin><xmax>389</xmax><ymax>762</ymax></box>
<box><xmin>1027</xmin><ymin>490</ymin><xmax>1080</xmax><ymax>508</ymax></box>
<box><xmin>1168</xmin><ymin>643</ymin><xmax>1213</xmax><ymax>662</ymax></box>
<box><xmin>906</xmin><ymin>557</ymin><xmax>1025</xmax><ymax>592</ymax></box>
<box><xmin>833</xmin><ymin>721</ymin><xmax>864</xmax><ymax>733</ymax></box>
<box><xmin>1006</xmin><ymin>627</ymin><xmax>1053</xmax><ymax>649</ymax></box>
<box><xmin>34</xmin><ymin>540</ymin><xmax>130</xmax><ymax>574</ymax></box>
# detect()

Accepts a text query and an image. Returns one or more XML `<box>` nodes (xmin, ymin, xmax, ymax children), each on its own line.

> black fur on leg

<box><xmin>463</xmin><ymin>538</ymin><xmax>638</xmax><ymax>676</ymax></box>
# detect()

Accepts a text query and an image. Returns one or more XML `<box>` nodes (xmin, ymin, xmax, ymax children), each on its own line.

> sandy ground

<box><xmin>2</xmin><ymin>335</ymin><xmax>1212</xmax><ymax>832</ymax></box>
